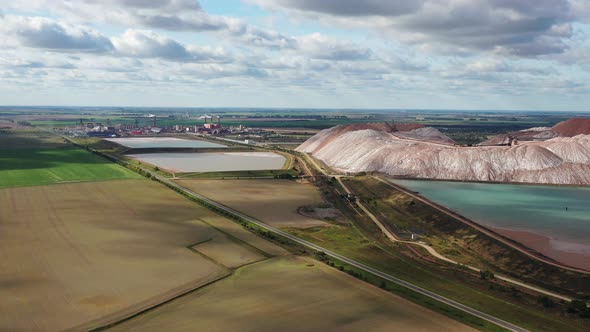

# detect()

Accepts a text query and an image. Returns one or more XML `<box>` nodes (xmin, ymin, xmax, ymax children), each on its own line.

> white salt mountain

<box><xmin>297</xmin><ymin>124</ymin><xmax>590</xmax><ymax>185</ymax></box>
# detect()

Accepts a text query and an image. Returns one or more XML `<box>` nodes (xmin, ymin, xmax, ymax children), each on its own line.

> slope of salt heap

<box><xmin>297</xmin><ymin>125</ymin><xmax>590</xmax><ymax>185</ymax></box>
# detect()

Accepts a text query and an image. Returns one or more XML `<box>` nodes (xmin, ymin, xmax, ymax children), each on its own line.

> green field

<box><xmin>0</xmin><ymin>147</ymin><xmax>140</xmax><ymax>188</ymax></box>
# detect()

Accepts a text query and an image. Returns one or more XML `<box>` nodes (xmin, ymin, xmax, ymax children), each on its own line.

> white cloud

<box><xmin>233</xmin><ymin>26</ymin><xmax>297</xmax><ymax>49</ymax></box>
<box><xmin>112</xmin><ymin>30</ymin><xmax>231</xmax><ymax>62</ymax></box>
<box><xmin>0</xmin><ymin>15</ymin><xmax>113</xmax><ymax>52</ymax></box>
<box><xmin>464</xmin><ymin>58</ymin><xmax>556</xmax><ymax>76</ymax></box>
<box><xmin>6</xmin><ymin>0</ymin><xmax>215</xmax><ymax>30</ymax></box>
<box><xmin>0</xmin><ymin>1</ymin><xmax>588</xmax><ymax>109</ymax></box>
<box><xmin>252</xmin><ymin>0</ymin><xmax>578</xmax><ymax>56</ymax></box>
<box><xmin>295</xmin><ymin>33</ymin><xmax>371</xmax><ymax>60</ymax></box>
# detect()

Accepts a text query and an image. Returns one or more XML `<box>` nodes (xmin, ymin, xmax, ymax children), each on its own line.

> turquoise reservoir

<box><xmin>391</xmin><ymin>179</ymin><xmax>590</xmax><ymax>269</ymax></box>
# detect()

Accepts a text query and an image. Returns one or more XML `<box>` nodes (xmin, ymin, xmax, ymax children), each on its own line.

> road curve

<box><xmin>58</xmin><ymin>136</ymin><xmax>528</xmax><ymax>332</ymax></box>
<box><xmin>378</xmin><ymin>176</ymin><xmax>590</xmax><ymax>276</ymax></box>
<box><xmin>162</xmin><ymin>177</ymin><xmax>528</xmax><ymax>332</ymax></box>
<box><xmin>336</xmin><ymin>176</ymin><xmax>572</xmax><ymax>302</ymax></box>
<box><xmin>302</xmin><ymin>149</ymin><xmax>590</xmax><ymax>276</ymax></box>
<box><xmin>303</xmin><ymin>149</ymin><xmax>576</xmax><ymax>301</ymax></box>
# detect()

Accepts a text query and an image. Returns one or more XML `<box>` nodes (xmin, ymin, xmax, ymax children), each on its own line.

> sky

<box><xmin>1</xmin><ymin>0</ymin><xmax>590</xmax><ymax>111</ymax></box>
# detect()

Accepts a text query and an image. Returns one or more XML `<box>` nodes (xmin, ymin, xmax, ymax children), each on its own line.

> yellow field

<box><xmin>0</xmin><ymin>179</ymin><xmax>282</xmax><ymax>331</ymax></box>
<box><xmin>109</xmin><ymin>256</ymin><xmax>476</xmax><ymax>332</ymax></box>
<box><xmin>175</xmin><ymin>179</ymin><xmax>328</xmax><ymax>228</ymax></box>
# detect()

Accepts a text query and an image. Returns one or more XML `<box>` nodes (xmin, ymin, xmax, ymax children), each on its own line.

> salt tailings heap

<box><xmin>296</xmin><ymin>120</ymin><xmax>590</xmax><ymax>185</ymax></box>
<box><xmin>553</xmin><ymin>118</ymin><xmax>590</xmax><ymax>137</ymax></box>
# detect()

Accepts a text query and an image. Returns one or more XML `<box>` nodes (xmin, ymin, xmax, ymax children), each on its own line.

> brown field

<box><xmin>109</xmin><ymin>256</ymin><xmax>476</xmax><ymax>332</ymax></box>
<box><xmin>199</xmin><ymin>213</ymin><xmax>289</xmax><ymax>257</ymax></box>
<box><xmin>190</xmin><ymin>223</ymin><xmax>267</xmax><ymax>268</ymax></box>
<box><xmin>175</xmin><ymin>179</ymin><xmax>327</xmax><ymax>228</ymax></box>
<box><xmin>0</xmin><ymin>179</ymin><xmax>283</xmax><ymax>331</ymax></box>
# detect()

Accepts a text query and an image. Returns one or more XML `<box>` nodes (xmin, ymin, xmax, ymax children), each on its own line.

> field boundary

<box><xmin>82</xmin><ymin>274</ymin><xmax>233</xmax><ymax>332</ymax></box>
<box><xmin>57</xmin><ymin>133</ymin><xmax>528</xmax><ymax>332</ymax></box>
<box><xmin>184</xmin><ymin>238</ymin><xmax>233</xmax><ymax>270</ymax></box>
<box><xmin>195</xmin><ymin>218</ymin><xmax>276</xmax><ymax>259</ymax></box>
<box><xmin>160</xmin><ymin>180</ymin><xmax>528</xmax><ymax>332</ymax></box>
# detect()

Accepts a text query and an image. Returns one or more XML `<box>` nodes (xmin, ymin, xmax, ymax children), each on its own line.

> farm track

<box><xmin>303</xmin><ymin>143</ymin><xmax>590</xmax><ymax>278</ymax></box>
<box><xmin>56</xmin><ymin>134</ymin><xmax>530</xmax><ymax>331</ymax></box>
<box><xmin>300</xmin><ymin>150</ymin><xmax>586</xmax><ymax>298</ymax></box>
<box><xmin>336</xmin><ymin>176</ymin><xmax>573</xmax><ymax>303</ymax></box>
<box><xmin>79</xmin><ymin>274</ymin><xmax>232</xmax><ymax>332</ymax></box>
<box><xmin>163</xmin><ymin>179</ymin><xmax>529</xmax><ymax>332</ymax></box>
<box><xmin>376</xmin><ymin>176</ymin><xmax>590</xmax><ymax>276</ymax></box>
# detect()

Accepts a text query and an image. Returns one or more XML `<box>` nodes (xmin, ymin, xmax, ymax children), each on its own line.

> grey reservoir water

<box><xmin>128</xmin><ymin>152</ymin><xmax>286</xmax><ymax>172</ymax></box>
<box><xmin>106</xmin><ymin>137</ymin><xmax>227</xmax><ymax>149</ymax></box>
<box><xmin>391</xmin><ymin>179</ymin><xmax>590</xmax><ymax>269</ymax></box>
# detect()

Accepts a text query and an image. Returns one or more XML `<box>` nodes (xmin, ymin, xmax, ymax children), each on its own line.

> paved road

<box><xmin>60</xmin><ymin>137</ymin><xmax>527</xmax><ymax>332</ymax></box>
<box><xmin>160</xmin><ymin>176</ymin><xmax>528</xmax><ymax>332</ymax></box>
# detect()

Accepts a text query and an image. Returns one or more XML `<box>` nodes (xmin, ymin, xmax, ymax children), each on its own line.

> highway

<box><xmin>158</xmin><ymin>175</ymin><xmax>529</xmax><ymax>332</ymax></box>
<box><xmin>60</xmin><ymin>135</ymin><xmax>528</xmax><ymax>332</ymax></box>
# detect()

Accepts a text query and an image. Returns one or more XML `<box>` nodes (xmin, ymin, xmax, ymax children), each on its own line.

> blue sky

<box><xmin>0</xmin><ymin>0</ymin><xmax>589</xmax><ymax>111</ymax></box>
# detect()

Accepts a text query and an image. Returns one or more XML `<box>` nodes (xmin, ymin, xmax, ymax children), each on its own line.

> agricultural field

<box><xmin>4</xmin><ymin>110</ymin><xmax>589</xmax><ymax>331</ymax></box>
<box><xmin>190</xmin><ymin>226</ymin><xmax>267</xmax><ymax>269</ymax></box>
<box><xmin>108</xmin><ymin>256</ymin><xmax>476</xmax><ymax>332</ymax></box>
<box><xmin>175</xmin><ymin>179</ymin><xmax>328</xmax><ymax>228</ymax></box>
<box><xmin>288</xmin><ymin>219</ymin><xmax>590</xmax><ymax>332</ymax></box>
<box><xmin>0</xmin><ymin>128</ymin><xmax>64</xmax><ymax>149</ymax></box>
<box><xmin>198</xmin><ymin>213</ymin><xmax>289</xmax><ymax>257</ymax></box>
<box><xmin>0</xmin><ymin>147</ymin><xmax>140</xmax><ymax>188</ymax></box>
<box><xmin>282</xmin><ymin>170</ymin><xmax>590</xmax><ymax>332</ymax></box>
<box><xmin>0</xmin><ymin>129</ymin><xmax>139</xmax><ymax>188</ymax></box>
<box><xmin>0</xmin><ymin>179</ymin><xmax>284</xmax><ymax>331</ymax></box>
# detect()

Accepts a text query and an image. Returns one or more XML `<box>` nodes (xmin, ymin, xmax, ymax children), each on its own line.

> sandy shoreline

<box><xmin>490</xmin><ymin>226</ymin><xmax>590</xmax><ymax>271</ymax></box>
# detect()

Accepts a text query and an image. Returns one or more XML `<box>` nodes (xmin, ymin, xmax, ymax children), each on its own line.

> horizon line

<box><xmin>1</xmin><ymin>105</ymin><xmax>589</xmax><ymax>114</ymax></box>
